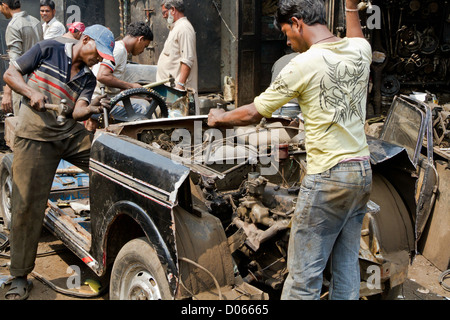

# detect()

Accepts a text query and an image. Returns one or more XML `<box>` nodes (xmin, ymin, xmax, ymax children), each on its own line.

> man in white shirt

<box><xmin>40</xmin><ymin>0</ymin><xmax>65</xmax><ymax>39</ymax></box>
<box><xmin>157</xmin><ymin>0</ymin><xmax>198</xmax><ymax>99</ymax></box>
<box><xmin>85</xmin><ymin>21</ymin><xmax>154</xmax><ymax>131</ymax></box>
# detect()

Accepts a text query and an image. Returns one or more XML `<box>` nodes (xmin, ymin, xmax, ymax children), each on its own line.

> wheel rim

<box><xmin>109</xmin><ymin>88</ymin><xmax>168</xmax><ymax>123</ymax></box>
<box><xmin>1</xmin><ymin>174</ymin><xmax>12</xmax><ymax>226</ymax></box>
<box><xmin>120</xmin><ymin>265</ymin><xmax>162</xmax><ymax>300</ymax></box>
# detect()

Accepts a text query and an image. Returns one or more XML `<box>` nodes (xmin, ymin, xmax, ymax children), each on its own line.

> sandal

<box><xmin>4</xmin><ymin>277</ymin><xmax>33</xmax><ymax>300</ymax></box>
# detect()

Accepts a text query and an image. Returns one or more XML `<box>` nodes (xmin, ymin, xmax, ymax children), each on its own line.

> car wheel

<box><xmin>109</xmin><ymin>88</ymin><xmax>168</xmax><ymax>122</ymax></box>
<box><xmin>0</xmin><ymin>153</ymin><xmax>13</xmax><ymax>231</ymax></box>
<box><xmin>109</xmin><ymin>237</ymin><xmax>172</xmax><ymax>300</ymax></box>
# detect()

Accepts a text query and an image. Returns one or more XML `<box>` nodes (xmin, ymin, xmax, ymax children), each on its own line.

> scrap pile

<box><xmin>431</xmin><ymin>102</ymin><xmax>450</xmax><ymax>156</ymax></box>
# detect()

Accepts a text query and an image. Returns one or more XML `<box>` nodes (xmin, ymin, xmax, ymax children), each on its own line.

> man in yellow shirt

<box><xmin>208</xmin><ymin>0</ymin><xmax>372</xmax><ymax>300</ymax></box>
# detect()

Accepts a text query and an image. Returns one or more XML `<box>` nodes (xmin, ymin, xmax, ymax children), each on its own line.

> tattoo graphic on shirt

<box><xmin>271</xmin><ymin>76</ymin><xmax>300</xmax><ymax>98</ymax></box>
<box><xmin>319</xmin><ymin>53</ymin><xmax>368</xmax><ymax>132</ymax></box>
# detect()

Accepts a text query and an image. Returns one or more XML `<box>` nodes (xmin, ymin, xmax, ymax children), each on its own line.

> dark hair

<box><xmin>161</xmin><ymin>0</ymin><xmax>185</xmax><ymax>13</ymax></box>
<box><xmin>275</xmin><ymin>0</ymin><xmax>326</xmax><ymax>29</ymax></box>
<box><xmin>126</xmin><ymin>21</ymin><xmax>153</xmax><ymax>41</ymax></box>
<box><xmin>40</xmin><ymin>0</ymin><xmax>55</xmax><ymax>10</ymax></box>
<box><xmin>1</xmin><ymin>0</ymin><xmax>21</xmax><ymax>10</ymax></box>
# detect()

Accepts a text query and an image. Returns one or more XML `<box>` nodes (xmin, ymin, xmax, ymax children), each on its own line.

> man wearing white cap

<box><xmin>2</xmin><ymin>24</ymin><xmax>114</xmax><ymax>300</ymax></box>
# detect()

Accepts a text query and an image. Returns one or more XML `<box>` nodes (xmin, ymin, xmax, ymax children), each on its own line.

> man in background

<box><xmin>0</xmin><ymin>0</ymin><xmax>43</xmax><ymax>115</ymax></box>
<box><xmin>85</xmin><ymin>21</ymin><xmax>153</xmax><ymax>131</ymax></box>
<box><xmin>40</xmin><ymin>0</ymin><xmax>65</xmax><ymax>39</ymax></box>
<box><xmin>55</xmin><ymin>21</ymin><xmax>85</xmax><ymax>44</ymax></box>
<box><xmin>157</xmin><ymin>0</ymin><xmax>198</xmax><ymax>112</ymax></box>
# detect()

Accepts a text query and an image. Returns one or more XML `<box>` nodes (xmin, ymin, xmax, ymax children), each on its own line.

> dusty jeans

<box><xmin>9</xmin><ymin>130</ymin><xmax>92</xmax><ymax>277</ymax></box>
<box><xmin>281</xmin><ymin>160</ymin><xmax>372</xmax><ymax>300</ymax></box>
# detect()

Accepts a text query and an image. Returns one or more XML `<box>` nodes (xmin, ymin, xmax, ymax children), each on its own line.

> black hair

<box><xmin>126</xmin><ymin>21</ymin><xmax>153</xmax><ymax>41</ymax></box>
<box><xmin>1</xmin><ymin>0</ymin><xmax>21</xmax><ymax>10</ymax></box>
<box><xmin>40</xmin><ymin>0</ymin><xmax>55</xmax><ymax>10</ymax></box>
<box><xmin>275</xmin><ymin>0</ymin><xmax>326</xmax><ymax>29</ymax></box>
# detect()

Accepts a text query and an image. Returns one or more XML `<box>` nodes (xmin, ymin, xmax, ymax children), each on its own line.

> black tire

<box><xmin>0</xmin><ymin>153</ymin><xmax>13</xmax><ymax>231</ymax></box>
<box><xmin>109</xmin><ymin>88</ymin><xmax>168</xmax><ymax>122</ymax></box>
<box><xmin>109</xmin><ymin>237</ymin><xmax>172</xmax><ymax>300</ymax></box>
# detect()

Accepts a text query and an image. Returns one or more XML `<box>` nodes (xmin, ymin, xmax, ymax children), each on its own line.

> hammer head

<box><xmin>46</xmin><ymin>99</ymin><xmax>69</xmax><ymax>124</ymax></box>
<box><xmin>57</xmin><ymin>99</ymin><xmax>69</xmax><ymax>123</ymax></box>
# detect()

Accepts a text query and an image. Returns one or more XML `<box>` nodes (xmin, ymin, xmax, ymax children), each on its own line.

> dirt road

<box><xmin>0</xmin><ymin>228</ymin><xmax>448</xmax><ymax>301</ymax></box>
<box><xmin>0</xmin><ymin>229</ymin><xmax>107</xmax><ymax>300</ymax></box>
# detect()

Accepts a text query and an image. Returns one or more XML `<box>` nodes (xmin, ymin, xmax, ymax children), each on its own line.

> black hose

<box><xmin>31</xmin><ymin>271</ymin><xmax>108</xmax><ymax>299</ymax></box>
<box><xmin>439</xmin><ymin>269</ymin><xmax>450</xmax><ymax>292</ymax></box>
<box><xmin>0</xmin><ymin>232</ymin><xmax>107</xmax><ymax>298</ymax></box>
<box><xmin>0</xmin><ymin>232</ymin><xmax>9</xmax><ymax>252</ymax></box>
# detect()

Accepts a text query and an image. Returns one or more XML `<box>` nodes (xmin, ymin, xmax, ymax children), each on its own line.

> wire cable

<box><xmin>439</xmin><ymin>269</ymin><xmax>450</xmax><ymax>292</ymax></box>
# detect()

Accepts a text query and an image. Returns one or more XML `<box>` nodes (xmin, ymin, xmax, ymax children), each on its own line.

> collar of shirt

<box><xmin>64</xmin><ymin>42</ymin><xmax>93</xmax><ymax>82</ymax></box>
<box><xmin>11</xmin><ymin>11</ymin><xmax>27</xmax><ymax>21</ymax></box>
<box><xmin>168</xmin><ymin>16</ymin><xmax>187</xmax><ymax>31</ymax></box>
<box><xmin>47</xmin><ymin>16</ymin><xmax>57</xmax><ymax>26</ymax></box>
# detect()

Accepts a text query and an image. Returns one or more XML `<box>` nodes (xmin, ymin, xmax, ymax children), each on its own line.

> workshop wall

<box><xmin>358</xmin><ymin>0</ymin><xmax>450</xmax><ymax>115</ymax></box>
<box><xmin>127</xmin><ymin>0</ymin><xmax>222</xmax><ymax>93</ymax></box>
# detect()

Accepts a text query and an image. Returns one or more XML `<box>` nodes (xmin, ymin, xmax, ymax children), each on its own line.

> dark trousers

<box><xmin>10</xmin><ymin>130</ymin><xmax>92</xmax><ymax>277</ymax></box>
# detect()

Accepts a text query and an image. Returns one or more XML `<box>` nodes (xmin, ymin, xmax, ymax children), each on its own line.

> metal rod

<box><xmin>100</xmin><ymin>86</ymin><xmax>109</xmax><ymax>128</ymax></box>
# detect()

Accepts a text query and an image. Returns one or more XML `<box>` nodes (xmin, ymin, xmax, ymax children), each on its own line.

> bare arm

<box><xmin>72</xmin><ymin>95</ymin><xmax>109</xmax><ymax>121</ymax></box>
<box><xmin>3</xmin><ymin>64</ymin><xmax>46</xmax><ymax>111</ymax></box>
<box><xmin>96</xmin><ymin>64</ymin><xmax>141</xmax><ymax>90</ymax></box>
<box><xmin>1</xmin><ymin>85</ymin><xmax>13</xmax><ymax>113</ymax></box>
<box><xmin>207</xmin><ymin>103</ymin><xmax>263</xmax><ymax>127</ymax></box>
<box><xmin>177</xmin><ymin>63</ymin><xmax>191</xmax><ymax>90</ymax></box>
<box><xmin>346</xmin><ymin>0</ymin><xmax>365</xmax><ymax>38</ymax></box>
<box><xmin>4</xmin><ymin>64</ymin><xmax>108</xmax><ymax>119</ymax></box>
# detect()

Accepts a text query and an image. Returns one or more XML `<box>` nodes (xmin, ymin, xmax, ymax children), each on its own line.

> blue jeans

<box><xmin>281</xmin><ymin>160</ymin><xmax>372</xmax><ymax>300</ymax></box>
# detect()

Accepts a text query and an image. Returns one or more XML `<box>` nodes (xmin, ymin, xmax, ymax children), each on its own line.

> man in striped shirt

<box><xmin>2</xmin><ymin>24</ymin><xmax>114</xmax><ymax>300</ymax></box>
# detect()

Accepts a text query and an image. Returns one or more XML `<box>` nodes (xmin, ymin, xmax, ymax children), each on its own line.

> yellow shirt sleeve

<box><xmin>254</xmin><ymin>60</ymin><xmax>302</xmax><ymax>118</ymax></box>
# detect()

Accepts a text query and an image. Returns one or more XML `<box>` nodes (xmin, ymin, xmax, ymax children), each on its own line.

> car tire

<box><xmin>368</xmin><ymin>173</ymin><xmax>412</xmax><ymax>300</ymax></box>
<box><xmin>109</xmin><ymin>237</ymin><xmax>172</xmax><ymax>300</ymax></box>
<box><xmin>0</xmin><ymin>153</ymin><xmax>13</xmax><ymax>231</ymax></box>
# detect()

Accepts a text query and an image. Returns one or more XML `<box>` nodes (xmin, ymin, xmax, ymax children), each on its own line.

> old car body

<box><xmin>0</xmin><ymin>94</ymin><xmax>438</xmax><ymax>299</ymax></box>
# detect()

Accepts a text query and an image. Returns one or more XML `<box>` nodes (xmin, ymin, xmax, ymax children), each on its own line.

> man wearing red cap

<box><xmin>55</xmin><ymin>21</ymin><xmax>85</xmax><ymax>43</ymax></box>
<box><xmin>2</xmin><ymin>24</ymin><xmax>114</xmax><ymax>300</ymax></box>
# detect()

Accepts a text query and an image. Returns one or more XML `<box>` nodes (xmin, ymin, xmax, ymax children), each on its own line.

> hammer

<box><xmin>45</xmin><ymin>99</ymin><xmax>69</xmax><ymax>124</ymax></box>
<box><xmin>99</xmin><ymin>85</ymin><xmax>109</xmax><ymax>128</ymax></box>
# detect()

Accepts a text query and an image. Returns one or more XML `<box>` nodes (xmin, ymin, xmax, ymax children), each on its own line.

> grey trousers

<box><xmin>9</xmin><ymin>130</ymin><xmax>92</xmax><ymax>277</ymax></box>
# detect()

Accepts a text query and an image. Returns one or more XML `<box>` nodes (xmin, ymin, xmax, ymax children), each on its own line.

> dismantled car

<box><xmin>0</xmin><ymin>91</ymin><xmax>439</xmax><ymax>300</ymax></box>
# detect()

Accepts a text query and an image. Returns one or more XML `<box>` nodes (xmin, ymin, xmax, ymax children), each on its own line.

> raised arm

<box><xmin>96</xmin><ymin>64</ymin><xmax>141</xmax><ymax>90</ymax></box>
<box><xmin>345</xmin><ymin>0</ymin><xmax>365</xmax><ymax>38</ymax></box>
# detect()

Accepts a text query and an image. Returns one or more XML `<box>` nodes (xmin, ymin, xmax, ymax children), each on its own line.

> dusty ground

<box><xmin>0</xmin><ymin>229</ymin><xmax>108</xmax><ymax>300</ymax></box>
<box><xmin>0</xmin><ymin>228</ymin><xmax>448</xmax><ymax>301</ymax></box>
